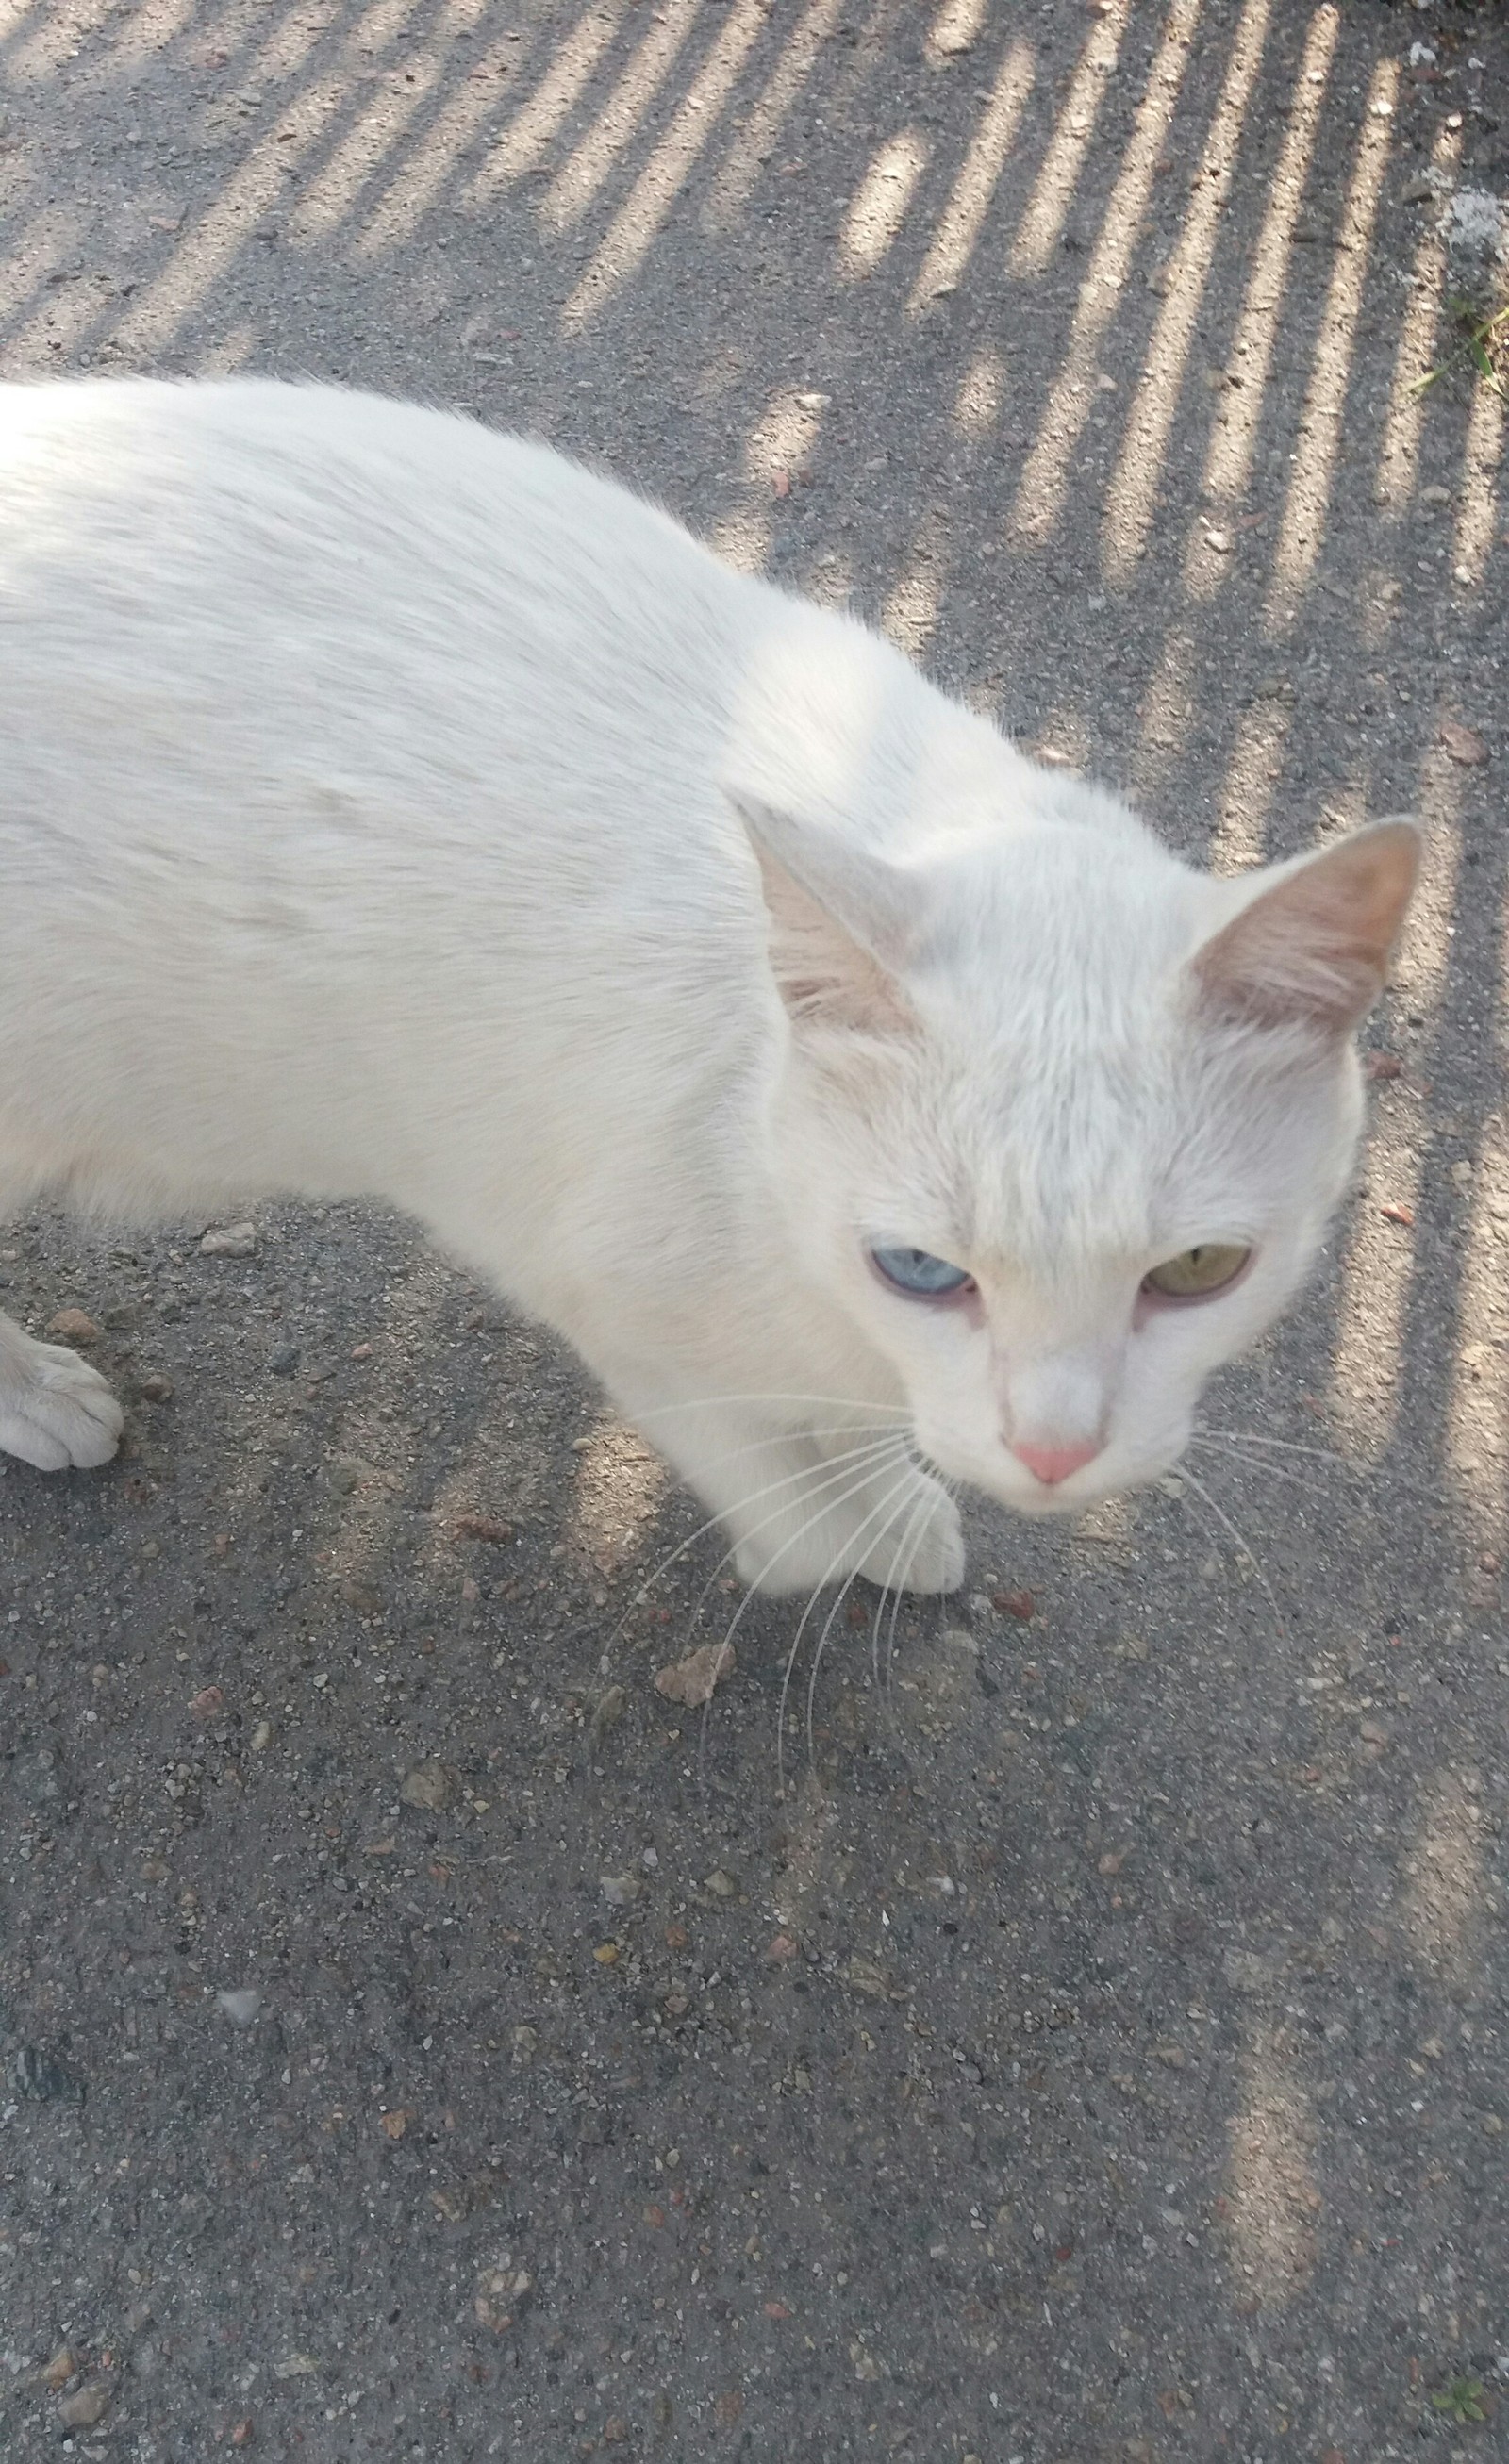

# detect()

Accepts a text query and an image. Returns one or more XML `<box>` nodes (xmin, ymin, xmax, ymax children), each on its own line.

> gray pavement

<box><xmin>1</xmin><ymin>2</ymin><xmax>1506</xmax><ymax>2458</ymax></box>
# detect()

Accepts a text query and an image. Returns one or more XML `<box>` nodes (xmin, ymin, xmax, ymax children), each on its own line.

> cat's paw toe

<box><xmin>0</xmin><ymin>1345</ymin><xmax>124</xmax><ymax>1471</ymax></box>
<box><xmin>858</xmin><ymin>1494</ymin><xmax>964</xmax><ymax>1595</ymax></box>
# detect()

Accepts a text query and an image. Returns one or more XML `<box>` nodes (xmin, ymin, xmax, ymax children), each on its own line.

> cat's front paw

<box><xmin>854</xmin><ymin>1485</ymin><xmax>964</xmax><ymax>1595</ymax></box>
<box><xmin>0</xmin><ymin>1340</ymin><xmax>124</xmax><ymax>1471</ymax></box>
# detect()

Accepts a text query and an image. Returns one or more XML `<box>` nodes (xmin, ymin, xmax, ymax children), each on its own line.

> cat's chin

<box><xmin>990</xmin><ymin>1479</ymin><xmax>1124</xmax><ymax>1520</ymax></box>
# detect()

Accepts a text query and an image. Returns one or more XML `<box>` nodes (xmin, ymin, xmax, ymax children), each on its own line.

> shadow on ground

<box><xmin>1</xmin><ymin>2</ymin><xmax>1506</xmax><ymax>2457</ymax></box>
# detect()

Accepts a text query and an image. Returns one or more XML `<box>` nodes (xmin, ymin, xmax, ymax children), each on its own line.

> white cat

<box><xmin>0</xmin><ymin>379</ymin><xmax>1418</xmax><ymax>1595</ymax></box>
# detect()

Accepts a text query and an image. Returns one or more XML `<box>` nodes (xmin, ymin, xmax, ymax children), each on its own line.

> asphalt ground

<box><xmin>1</xmin><ymin>3</ymin><xmax>1506</xmax><ymax>2459</ymax></box>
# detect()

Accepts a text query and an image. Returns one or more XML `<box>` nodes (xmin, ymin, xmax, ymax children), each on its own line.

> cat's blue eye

<box><xmin>870</xmin><ymin>1245</ymin><xmax>974</xmax><ymax>1299</ymax></box>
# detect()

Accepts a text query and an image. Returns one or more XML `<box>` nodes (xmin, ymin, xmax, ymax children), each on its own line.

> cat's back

<box><xmin>0</xmin><ymin>377</ymin><xmax>721</xmax><ymax>611</ymax></box>
<box><xmin>0</xmin><ymin>377</ymin><xmax>1040</xmax><ymax>956</ymax></box>
<box><xmin>0</xmin><ymin>379</ymin><xmax>744</xmax><ymax>819</ymax></box>
<box><xmin>0</xmin><ymin>382</ymin><xmax>804</xmax><ymax>1217</ymax></box>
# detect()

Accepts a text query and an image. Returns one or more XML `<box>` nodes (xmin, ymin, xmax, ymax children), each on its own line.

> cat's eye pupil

<box><xmin>870</xmin><ymin>1245</ymin><xmax>973</xmax><ymax>1299</ymax></box>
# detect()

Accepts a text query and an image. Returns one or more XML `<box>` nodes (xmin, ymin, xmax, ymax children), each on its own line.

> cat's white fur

<box><xmin>0</xmin><ymin>380</ymin><xmax>1418</xmax><ymax>1593</ymax></box>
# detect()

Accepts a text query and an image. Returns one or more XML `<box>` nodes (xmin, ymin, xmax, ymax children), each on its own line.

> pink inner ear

<box><xmin>1194</xmin><ymin>820</ymin><xmax>1418</xmax><ymax>1034</ymax></box>
<box><xmin>747</xmin><ymin>833</ymin><xmax>917</xmax><ymax>1036</ymax></box>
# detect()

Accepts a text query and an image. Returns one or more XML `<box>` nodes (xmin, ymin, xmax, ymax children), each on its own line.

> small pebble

<box><xmin>46</xmin><ymin>1309</ymin><xmax>99</xmax><ymax>1345</ymax></box>
<box><xmin>40</xmin><ymin>2346</ymin><xmax>75</xmax><ymax>2392</ymax></box>
<box><xmin>705</xmin><ymin>1869</ymin><xmax>738</xmax><ymax>1899</ymax></box>
<box><xmin>217</xmin><ymin>1988</ymin><xmax>263</xmax><ymax>2027</ymax></box>
<box><xmin>249</xmin><ymin>1720</ymin><xmax>274</xmax><ymax>1751</ymax></box>
<box><xmin>601</xmin><ymin>1872</ymin><xmax>642</xmax><ymax>1908</ymax></box>
<box><xmin>655</xmin><ymin>1642</ymin><xmax>736</xmax><ymax>1706</ymax></box>
<box><xmin>401</xmin><ymin>1761</ymin><xmax>459</xmax><ymax>1812</ymax></box>
<box><xmin>136</xmin><ymin>1371</ymin><xmax>174</xmax><ymax>1403</ymax></box>
<box><xmin>474</xmin><ymin>2266</ymin><xmax>526</xmax><ymax>2329</ymax></box>
<box><xmin>1439</xmin><ymin>719</ymin><xmax>1488</xmax><ymax>768</ymax></box>
<box><xmin>200</xmin><ymin>1220</ymin><xmax>257</xmax><ymax>1257</ymax></box>
<box><xmin>58</xmin><ymin>2382</ymin><xmax>111</xmax><ymax>2428</ymax></box>
<box><xmin>455</xmin><ymin>1511</ymin><xmax>511</xmax><ymax>1543</ymax></box>
<box><xmin>13</xmin><ymin>2045</ymin><xmax>84</xmax><ymax>2103</ymax></box>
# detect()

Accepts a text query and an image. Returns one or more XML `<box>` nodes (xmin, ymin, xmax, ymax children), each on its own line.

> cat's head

<box><xmin>736</xmin><ymin>786</ymin><xmax>1419</xmax><ymax>1518</ymax></box>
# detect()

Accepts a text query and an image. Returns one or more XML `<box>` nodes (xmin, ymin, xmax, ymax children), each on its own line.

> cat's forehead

<box><xmin>858</xmin><ymin>819</ymin><xmax>1336</xmax><ymax>1263</ymax></box>
<box><xmin>904</xmin><ymin>971</ymin><xmax>1307</xmax><ymax>1270</ymax></box>
<box><xmin>930</xmin><ymin>821</ymin><xmax>1210</xmax><ymax>1009</ymax></box>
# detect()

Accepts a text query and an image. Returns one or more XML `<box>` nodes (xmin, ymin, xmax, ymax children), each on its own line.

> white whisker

<box><xmin>676</xmin><ymin>1437</ymin><xmax>911</xmax><ymax>1648</ymax></box>
<box><xmin>1194</xmin><ymin>1423</ymin><xmax>1360</xmax><ymax>1468</ymax></box>
<box><xmin>1189</xmin><ymin>1439</ymin><xmax>1324</xmax><ymax>1495</ymax></box>
<box><xmin>703</xmin><ymin>1447</ymin><xmax>922</xmax><ymax>1747</ymax></box>
<box><xmin>871</xmin><ymin>1481</ymin><xmax>934</xmax><ymax>1705</ymax></box>
<box><xmin>776</xmin><ymin>1457</ymin><xmax>923</xmax><ymax>1798</ymax></box>
<box><xmin>886</xmin><ymin>1464</ymin><xmax>960</xmax><ymax>1705</ymax></box>
<box><xmin>804</xmin><ymin>1472</ymin><xmax>925</xmax><ymax>1777</ymax></box>
<box><xmin>627</xmin><ymin>1392</ymin><xmax>909</xmax><ymax>1424</ymax></box>
<box><xmin>602</xmin><ymin>1432</ymin><xmax>908</xmax><ymax>1663</ymax></box>
<box><xmin>1178</xmin><ymin>1464</ymin><xmax>1286</xmax><ymax>1640</ymax></box>
<box><xmin>690</xmin><ymin>1444</ymin><xmax>917</xmax><ymax>1787</ymax></box>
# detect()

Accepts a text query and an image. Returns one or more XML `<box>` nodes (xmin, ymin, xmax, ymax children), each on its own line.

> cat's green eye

<box><xmin>1143</xmin><ymin>1242</ymin><xmax>1251</xmax><ymax>1300</ymax></box>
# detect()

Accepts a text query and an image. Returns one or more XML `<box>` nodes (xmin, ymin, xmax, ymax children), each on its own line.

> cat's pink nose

<box><xmin>1010</xmin><ymin>1439</ymin><xmax>1103</xmax><ymax>1487</ymax></box>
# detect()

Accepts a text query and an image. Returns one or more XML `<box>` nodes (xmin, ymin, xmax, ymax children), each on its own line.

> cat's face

<box><xmin>742</xmin><ymin>793</ymin><xmax>1418</xmax><ymax>1519</ymax></box>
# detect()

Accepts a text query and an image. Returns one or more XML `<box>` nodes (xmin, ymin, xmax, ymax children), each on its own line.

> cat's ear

<box><xmin>729</xmin><ymin>792</ymin><xmax>921</xmax><ymax>1033</ymax></box>
<box><xmin>1191</xmin><ymin>818</ymin><xmax>1420</xmax><ymax>1035</ymax></box>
